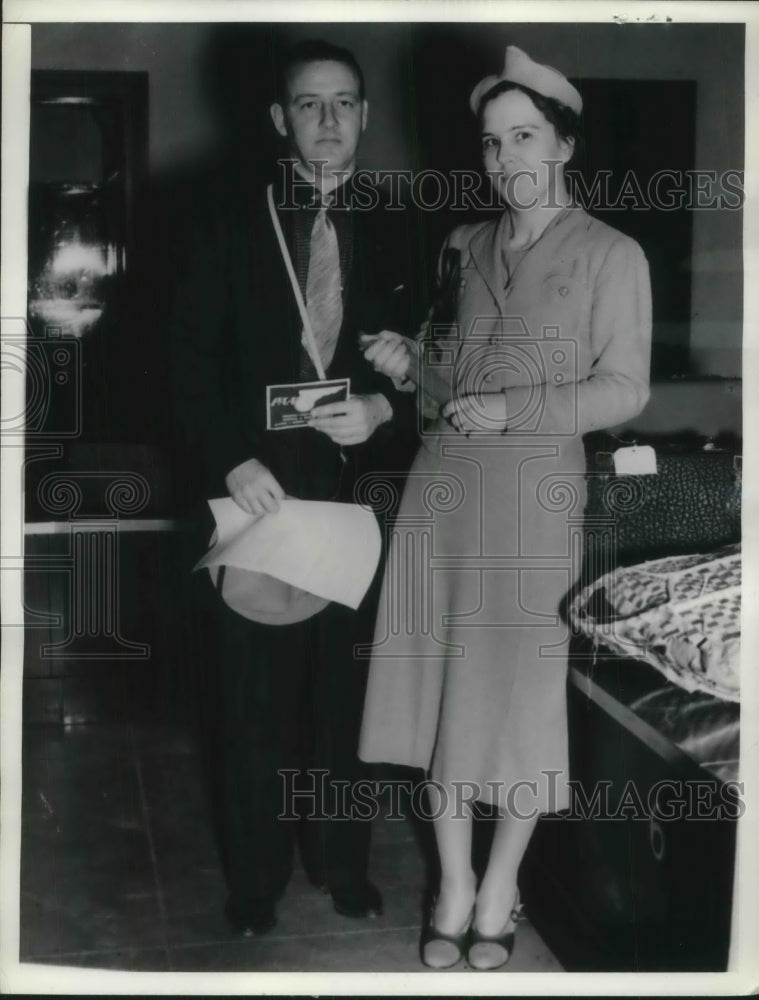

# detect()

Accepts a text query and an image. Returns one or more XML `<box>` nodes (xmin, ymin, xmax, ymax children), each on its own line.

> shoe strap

<box><xmin>471</xmin><ymin>902</ymin><xmax>522</xmax><ymax>942</ymax></box>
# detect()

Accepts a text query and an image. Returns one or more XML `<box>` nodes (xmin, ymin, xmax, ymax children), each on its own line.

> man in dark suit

<box><xmin>171</xmin><ymin>39</ymin><xmax>418</xmax><ymax>936</ymax></box>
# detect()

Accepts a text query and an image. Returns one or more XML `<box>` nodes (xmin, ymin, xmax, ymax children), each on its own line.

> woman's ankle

<box><xmin>439</xmin><ymin>868</ymin><xmax>477</xmax><ymax>898</ymax></box>
<box><xmin>474</xmin><ymin>882</ymin><xmax>519</xmax><ymax>931</ymax></box>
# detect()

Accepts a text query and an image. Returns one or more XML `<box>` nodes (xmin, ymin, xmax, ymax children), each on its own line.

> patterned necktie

<box><xmin>304</xmin><ymin>202</ymin><xmax>343</xmax><ymax>372</ymax></box>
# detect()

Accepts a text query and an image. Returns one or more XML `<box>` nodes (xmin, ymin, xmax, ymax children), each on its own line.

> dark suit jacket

<box><xmin>170</xmin><ymin>167</ymin><xmax>420</xmax><ymax>508</ymax></box>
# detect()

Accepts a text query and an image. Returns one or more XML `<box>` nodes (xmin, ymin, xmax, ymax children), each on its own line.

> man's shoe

<box><xmin>330</xmin><ymin>880</ymin><xmax>383</xmax><ymax>919</ymax></box>
<box><xmin>224</xmin><ymin>897</ymin><xmax>277</xmax><ymax>937</ymax></box>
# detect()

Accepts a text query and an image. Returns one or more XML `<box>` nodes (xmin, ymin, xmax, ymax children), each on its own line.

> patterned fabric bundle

<box><xmin>570</xmin><ymin>544</ymin><xmax>741</xmax><ymax>702</ymax></box>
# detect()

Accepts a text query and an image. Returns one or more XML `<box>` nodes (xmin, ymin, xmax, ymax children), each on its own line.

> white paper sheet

<box><xmin>194</xmin><ymin>497</ymin><xmax>382</xmax><ymax>610</ymax></box>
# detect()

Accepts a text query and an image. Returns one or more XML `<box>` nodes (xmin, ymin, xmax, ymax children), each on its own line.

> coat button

<box><xmin>559</xmin><ymin>285</ymin><xmax>569</xmax><ymax>296</ymax></box>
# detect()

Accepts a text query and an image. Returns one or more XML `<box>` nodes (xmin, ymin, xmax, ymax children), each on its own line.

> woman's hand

<box><xmin>441</xmin><ymin>392</ymin><xmax>508</xmax><ymax>435</ymax></box>
<box><xmin>360</xmin><ymin>330</ymin><xmax>417</xmax><ymax>382</ymax></box>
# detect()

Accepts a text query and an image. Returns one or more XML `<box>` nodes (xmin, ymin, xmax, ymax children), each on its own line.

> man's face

<box><xmin>271</xmin><ymin>59</ymin><xmax>368</xmax><ymax>179</ymax></box>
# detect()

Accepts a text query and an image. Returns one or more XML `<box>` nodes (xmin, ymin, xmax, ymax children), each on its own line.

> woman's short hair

<box><xmin>477</xmin><ymin>80</ymin><xmax>582</xmax><ymax>150</ymax></box>
<box><xmin>276</xmin><ymin>39</ymin><xmax>365</xmax><ymax>104</ymax></box>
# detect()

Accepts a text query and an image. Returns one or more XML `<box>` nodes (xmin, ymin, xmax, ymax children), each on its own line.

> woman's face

<box><xmin>481</xmin><ymin>89</ymin><xmax>573</xmax><ymax>210</ymax></box>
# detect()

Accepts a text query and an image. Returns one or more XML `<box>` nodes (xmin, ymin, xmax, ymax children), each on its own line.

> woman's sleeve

<box><xmin>502</xmin><ymin>237</ymin><xmax>652</xmax><ymax>435</ymax></box>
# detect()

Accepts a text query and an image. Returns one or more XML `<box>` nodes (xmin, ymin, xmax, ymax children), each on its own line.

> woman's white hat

<box><xmin>470</xmin><ymin>45</ymin><xmax>583</xmax><ymax>115</ymax></box>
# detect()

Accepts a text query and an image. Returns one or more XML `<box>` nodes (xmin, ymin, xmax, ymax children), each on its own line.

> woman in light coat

<box><xmin>361</xmin><ymin>45</ymin><xmax>652</xmax><ymax>970</ymax></box>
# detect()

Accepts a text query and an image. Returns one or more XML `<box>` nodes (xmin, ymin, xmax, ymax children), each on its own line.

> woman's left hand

<box><xmin>441</xmin><ymin>392</ymin><xmax>508</xmax><ymax>435</ymax></box>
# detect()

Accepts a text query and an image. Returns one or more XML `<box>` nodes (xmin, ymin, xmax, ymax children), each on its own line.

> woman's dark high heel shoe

<box><xmin>467</xmin><ymin>892</ymin><xmax>523</xmax><ymax>971</ymax></box>
<box><xmin>420</xmin><ymin>899</ymin><xmax>474</xmax><ymax>969</ymax></box>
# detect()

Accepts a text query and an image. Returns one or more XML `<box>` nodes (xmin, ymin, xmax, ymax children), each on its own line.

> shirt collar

<box><xmin>281</xmin><ymin>160</ymin><xmax>353</xmax><ymax>209</ymax></box>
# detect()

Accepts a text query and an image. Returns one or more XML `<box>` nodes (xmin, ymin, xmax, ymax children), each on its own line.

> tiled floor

<box><xmin>20</xmin><ymin>711</ymin><xmax>563</xmax><ymax>973</ymax></box>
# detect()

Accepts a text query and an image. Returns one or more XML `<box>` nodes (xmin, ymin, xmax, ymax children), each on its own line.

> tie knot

<box><xmin>312</xmin><ymin>202</ymin><xmax>334</xmax><ymax>236</ymax></box>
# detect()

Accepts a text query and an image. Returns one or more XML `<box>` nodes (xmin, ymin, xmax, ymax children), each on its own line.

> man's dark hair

<box><xmin>275</xmin><ymin>39</ymin><xmax>365</xmax><ymax>104</ymax></box>
<box><xmin>477</xmin><ymin>80</ymin><xmax>582</xmax><ymax>154</ymax></box>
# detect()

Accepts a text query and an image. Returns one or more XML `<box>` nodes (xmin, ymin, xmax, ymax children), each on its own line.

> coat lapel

<box><xmin>467</xmin><ymin>212</ymin><xmax>510</xmax><ymax>315</ymax></box>
<box><xmin>250</xmin><ymin>181</ymin><xmax>305</xmax><ymax>378</ymax></box>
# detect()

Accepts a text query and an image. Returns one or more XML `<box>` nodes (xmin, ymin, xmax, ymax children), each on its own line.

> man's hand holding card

<box><xmin>309</xmin><ymin>393</ymin><xmax>392</xmax><ymax>446</ymax></box>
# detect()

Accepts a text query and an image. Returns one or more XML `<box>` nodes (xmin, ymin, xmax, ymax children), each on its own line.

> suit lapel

<box><xmin>249</xmin><ymin>182</ymin><xmax>304</xmax><ymax>378</ymax></box>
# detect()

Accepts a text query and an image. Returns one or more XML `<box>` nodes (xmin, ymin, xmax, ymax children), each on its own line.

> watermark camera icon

<box><xmin>1</xmin><ymin>317</ymin><xmax>82</xmax><ymax>437</ymax></box>
<box><xmin>420</xmin><ymin>315</ymin><xmax>579</xmax><ymax>436</ymax></box>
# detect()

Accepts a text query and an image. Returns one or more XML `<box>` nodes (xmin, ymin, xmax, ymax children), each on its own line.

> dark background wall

<box><xmin>31</xmin><ymin>20</ymin><xmax>744</xmax><ymax>380</ymax></box>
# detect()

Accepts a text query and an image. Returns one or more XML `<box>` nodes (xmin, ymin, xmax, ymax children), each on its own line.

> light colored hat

<box><xmin>470</xmin><ymin>45</ymin><xmax>582</xmax><ymax>116</ymax></box>
<box><xmin>196</xmin><ymin>496</ymin><xmax>381</xmax><ymax>625</ymax></box>
<box><xmin>209</xmin><ymin>563</ymin><xmax>329</xmax><ymax>625</ymax></box>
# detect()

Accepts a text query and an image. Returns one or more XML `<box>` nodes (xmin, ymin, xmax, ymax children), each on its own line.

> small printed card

<box><xmin>266</xmin><ymin>378</ymin><xmax>350</xmax><ymax>431</ymax></box>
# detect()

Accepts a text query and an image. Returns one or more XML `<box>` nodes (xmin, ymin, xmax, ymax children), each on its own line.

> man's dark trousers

<box><xmin>205</xmin><ymin>578</ymin><xmax>378</xmax><ymax>913</ymax></box>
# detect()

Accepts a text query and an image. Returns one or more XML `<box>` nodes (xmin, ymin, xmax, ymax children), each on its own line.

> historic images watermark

<box><xmin>276</xmin><ymin>160</ymin><xmax>745</xmax><ymax>213</ymax></box>
<box><xmin>279</xmin><ymin>770</ymin><xmax>745</xmax><ymax>823</ymax></box>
